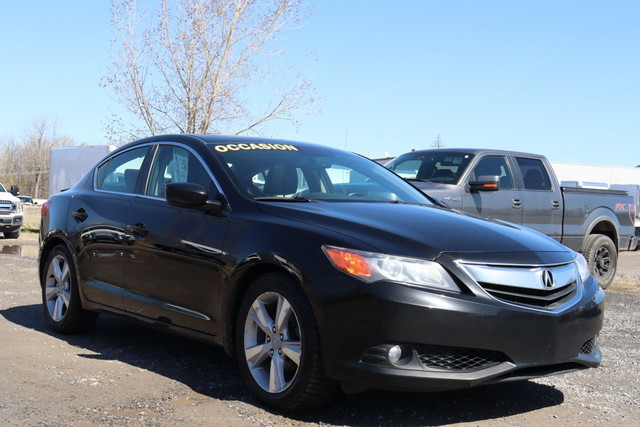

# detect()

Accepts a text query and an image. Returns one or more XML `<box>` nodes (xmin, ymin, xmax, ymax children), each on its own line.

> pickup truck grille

<box><xmin>458</xmin><ymin>261</ymin><xmax>580</xmax><ymax>311</ymax></box>
<box><xmin>0</xmin><ymin>200</ymin><xmax>11</xmax><ymax>215</ymax></box>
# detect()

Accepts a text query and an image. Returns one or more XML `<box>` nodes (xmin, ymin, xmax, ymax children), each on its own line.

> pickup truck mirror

<box><xmin>166</xmin><ymin>182</ymin><xmax>223</xmax><ymax>213</ymax></box>
<box><xmin>469</xmin><ymin>175</ymin><xmax>500</xmax><ymax>192</ymax></box>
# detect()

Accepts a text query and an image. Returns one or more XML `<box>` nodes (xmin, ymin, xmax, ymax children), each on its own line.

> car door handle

<box><xmin>71</xmin><ymin>208</ymin><xmax>88</xmax><ymax>222</ymax></box>
<box><xmin>512</xmin><ymin>199</ymin><xmax>522</xmax><ymax>209</ymax></box>
<box><xmin>551</xmin><ymin>201</ymin><xmax>560</xmax><ymax>210</ymax></box>
<box><xmin>126</xmin><ymin>222</ymin><xmax>148</xmax><ymax>238</ymax></box>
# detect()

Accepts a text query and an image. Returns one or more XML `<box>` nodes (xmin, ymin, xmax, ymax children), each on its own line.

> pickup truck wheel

<box><xmin>236</xmin><ymin>272</ymin><xmax>337</xmax><ymax>411</ymax></box>
<box><xmin>584</xmin><ymin>234</ymin><xmax>617</xmax><ymax>289</ymax></box>
<box><xmin>3</xmin><ymin>230</ymin><xmax>20</xmax><ymax>239</ymax></box>
<box><xmin>42</xmin><ymin>244</ymin><xmax>98</xmax><ymax>333</ymax></box>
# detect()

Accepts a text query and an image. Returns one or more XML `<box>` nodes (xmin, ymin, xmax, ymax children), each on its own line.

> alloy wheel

<box><xmin>594</xmin><ymin>246</ymin><xmax>611</xmax><ymax>279</ymax></box>
<box><xmin>44</xmin><ymin>254</ymin><xmax>71</xmax><ymax>322</ymax></box>
<box><xmin>242</xmin><ymin>291</ymin><xmax>302</xmax><ymax>393</ymax></box>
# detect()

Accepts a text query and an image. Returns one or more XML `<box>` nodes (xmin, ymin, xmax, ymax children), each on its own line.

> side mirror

<box><xmin>469</xmin><ymin>175</ymin><xmax>500</xmax><ymax>192</ymax></box>
<box><xmin>10</xmin><ymin>185</ymin><xmax>19</xmax><ymax>196</ymax></box>
<box><xmin>166</xmin><ymin>182</ymin><xmax>222</xmax><ymax>213</ymax></box>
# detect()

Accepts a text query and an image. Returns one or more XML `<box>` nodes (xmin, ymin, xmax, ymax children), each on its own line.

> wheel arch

<box><xmin>220</xmin><ymin>254</ymin><xmax>317</xmax><ymax>359</ymax></box>
<box><xmin>585</xmin><ymin>212</ymin><xmax>620</xmax><ymax>252</ymax></box>
<box><xmin>38</xmin><ymin>231</ymin><xmax>75</xmax><ymax>286</ymax></box>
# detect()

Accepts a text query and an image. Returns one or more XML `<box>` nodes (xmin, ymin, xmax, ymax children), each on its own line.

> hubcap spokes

<box><xmin>594</xmin><ymin>247</ymin><xmax>611</xmax><ymax>278</ymax></box>
<box><xmin>45</xmin><ymin>255</ymin><xmax>71</xmax><ymax>321</ymax></box>
<box><xmin>244</xmin><ymin>292</ymin><xmax>302</xmax><ymax>393</ymax></box>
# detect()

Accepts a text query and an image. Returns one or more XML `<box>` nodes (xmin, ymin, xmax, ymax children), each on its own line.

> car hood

<box><xmin>256</xmin><ymin>202</ymin><xmax>573</xmax><ymax>264</ymax></box>
<box><xmin>0</xmin><ymin>191</ymin><xmax>19</xmax><ymax>203</ymax></box>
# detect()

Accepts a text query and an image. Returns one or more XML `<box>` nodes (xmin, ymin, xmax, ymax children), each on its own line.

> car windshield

<box><xmin>386</xmin><ymin>151</ymin><xmax>475</xmax><ymax>185</ymax></box>
<box><xmin>0</xmin><ymin>183</ymin><xmax>5</xmax><ymax>193</ymax></box>
<box><xmin>208</xmin><ymin>142</ymin><xmax>432</xmax><ymax>204</ymax></box>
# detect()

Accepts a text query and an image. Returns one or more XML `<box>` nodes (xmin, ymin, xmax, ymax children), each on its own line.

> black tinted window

<box><xmin>516</xmin><ymin>157</ymin><xmax>552</xmax><ymax>191</ymax></box>
<box><xmin>471</xmin><ymin>156</ymin><xmax>514</xmax><ymax>189</ymax></box>
<box><xmin>96</xmin><ymin>147</ymin><xmax>149</xmax><ymax>194</ymax></box>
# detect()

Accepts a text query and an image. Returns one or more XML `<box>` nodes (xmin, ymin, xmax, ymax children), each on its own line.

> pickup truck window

<box><xmin>516</xmin><ymin>157</ymin><xmax>552</xmax><ymax>191</ymax></box>
<box><xmin>471</xmin><ymin>156</ymin><xmax>514</xmax><ymax>189</ymax></box>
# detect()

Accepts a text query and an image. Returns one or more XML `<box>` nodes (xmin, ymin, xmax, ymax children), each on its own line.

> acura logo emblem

<box><xmin>542</xmin><ymin>270</ymin><xmax>555</xmax><ymax>288</ymax></box>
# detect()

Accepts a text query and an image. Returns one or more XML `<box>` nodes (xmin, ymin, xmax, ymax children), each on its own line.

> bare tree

<box><xmin>104</xmin><ymin>0</ymin><xmax>316</xmax><ymax>140</ymax></box>
<box><xmin>0</xmin><ymin>117</ymin><xmax>73</xmax><ymax>199</ymax></box>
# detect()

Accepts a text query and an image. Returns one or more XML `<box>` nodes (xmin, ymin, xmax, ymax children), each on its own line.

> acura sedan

<box><xmin>39</xmin><ymin>134</ymin><xmax>603</xmax><ymax>411</ymax></box>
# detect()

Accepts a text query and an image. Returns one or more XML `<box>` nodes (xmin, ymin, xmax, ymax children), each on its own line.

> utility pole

<box><xmin>430</xmin><ymin>134</ymin><xmax>445</xmax><ymax>149</ymax></box>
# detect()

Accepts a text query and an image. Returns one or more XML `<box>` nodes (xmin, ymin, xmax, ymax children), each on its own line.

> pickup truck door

<box><xmin>514</xmin><ymin>156</ymin><xmax>563</xmax><ymax>241</ymax></box>
<box><xmin>461</xmin><ymin>155</ymin><xmax>523</xmax><ymax>225</ymax></box>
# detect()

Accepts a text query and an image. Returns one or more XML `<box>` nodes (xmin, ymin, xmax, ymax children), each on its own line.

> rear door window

<box><xmin>516</xmin><ymin>157</ymin><xmax>552</xmax><ymax>191</ymax></box>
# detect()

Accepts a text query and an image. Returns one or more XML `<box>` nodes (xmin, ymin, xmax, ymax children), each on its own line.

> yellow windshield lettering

<box><xmin>214</xmin><ymin>143</ymin><xmax>299</xmax><ymax>152</ymax></box>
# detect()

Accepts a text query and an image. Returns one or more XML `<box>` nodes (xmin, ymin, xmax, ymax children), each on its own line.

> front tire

<box><xmin>583</xmin><ymin>234</ymin><xmax>617</xmax><ymax>289</ymax></box>
<box><xmin>235</xmin><ymin>272</ymin><xmax>336</xmax><ymax>412</ymax></box>
<box><xmin>41</xmin><ymin>244</ymin><xmax>98</xmax><ymax>333</ymax></box>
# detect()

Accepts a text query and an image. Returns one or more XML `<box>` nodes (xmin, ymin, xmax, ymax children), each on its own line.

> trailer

<box><xmin>49</xmin><ymin>145</ymin><xmax>117</xmax><ymax>196</ymax></box>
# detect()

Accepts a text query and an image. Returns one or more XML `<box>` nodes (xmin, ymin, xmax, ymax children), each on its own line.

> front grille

<box><xmin>0</xmin><ymin>200</ymin><xmax>12</xmax><ymax>215</ymax></box>
<box><xmin>416</xmin><ymin>345</ymin><xmax>504</xmax><ymax>371</ymax></box>
<box><xmin>361</xmin><ymin>344</ymin><xmax>506</xmax><ymax>372</ymax></box>
<box><xmin>458</xmin><ymin>261</ymin><xmax>580</xmax><ymax>311</ymax></box>
<box><xmin>480</xmin><ymin>280</ymin><xmax>577</xmax><ymax>309</ymax></box>
<box><xmin>580</xmin><ymin>337</ymin><xmax>597</xmax><ymax>355</ymax></box>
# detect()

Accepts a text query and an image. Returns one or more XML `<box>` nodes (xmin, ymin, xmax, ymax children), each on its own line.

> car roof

<box><xmin>399</xmin><ymin>148</ymin><xmax>545</xmax><ymax>158</ymax></box>
<box><xmin>134</xmin><ymin>134</ymin><xmax>308</xmax><ymax>146</ymax></box>
<box><xmin>111</xmin><ymin>134</ymin><xmax>328</xmax><ymax>154</ymax></box>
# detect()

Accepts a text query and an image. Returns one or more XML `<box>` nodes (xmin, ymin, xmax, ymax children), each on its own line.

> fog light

<box><xmin>388</xmin><ymin>345</ymin><xmax>402</xmax><ymax>364</ymax></box>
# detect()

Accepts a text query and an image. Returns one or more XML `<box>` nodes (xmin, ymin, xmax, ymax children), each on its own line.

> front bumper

<box><xmin>314</xmin><ymin>266</ymin><xmax>604</xmax><ymax>392</ymax></box>
<box><xmin>0</xmin><ymin>215</ymin><xmax>22</xmax><ymax>232</ymax></box>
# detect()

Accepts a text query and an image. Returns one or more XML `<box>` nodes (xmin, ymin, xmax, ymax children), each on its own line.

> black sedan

<box><xmin>39</xmin><ymin>134</ymin><xmax>603</xmax><ymax>411</ymax></box>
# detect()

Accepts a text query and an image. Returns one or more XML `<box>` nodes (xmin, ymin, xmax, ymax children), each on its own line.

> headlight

<box><xmin>575</xmin><ymin>252</ymin><xmax>591</xmax><ymax>284</ymax></box>
<box><xmin>322</xmin><ymin>245</ymin><xmax>461</xmax><ymax>293</ymax></box>
<box><xmin>12</xmin><ymin>202</ymin><xmax>22</xmax><ymax>214</ymax></box>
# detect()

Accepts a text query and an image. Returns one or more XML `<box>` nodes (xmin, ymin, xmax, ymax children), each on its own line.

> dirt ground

<box><xmin>0</xmin><ymin>233</ymin><xmax>638</xmax><ymax>426</ymax></box>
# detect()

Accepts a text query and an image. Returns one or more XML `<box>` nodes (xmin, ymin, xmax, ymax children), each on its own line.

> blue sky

<box><xmin>1</xmin><ymin>1</ymin><xmax>639</xmax><ymax>166</ymax></box>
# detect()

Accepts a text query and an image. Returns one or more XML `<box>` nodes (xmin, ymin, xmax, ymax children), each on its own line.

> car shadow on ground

<box><xmin>1</xmin><ymin>303</ymin><xmax>564</xmax><ymax>426</ymax></box>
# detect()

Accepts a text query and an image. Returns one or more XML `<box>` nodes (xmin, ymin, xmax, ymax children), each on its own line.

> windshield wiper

<box><xmin>254</xmin><ymin>196</ymin><xmax>318</xmax><ymax>202</ymax></box>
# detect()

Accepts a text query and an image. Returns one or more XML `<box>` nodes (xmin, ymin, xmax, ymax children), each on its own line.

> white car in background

<box><xmin>0</xmin><ymin>182</ymin><xmax>23</xmax><ymax>238</ymax></box>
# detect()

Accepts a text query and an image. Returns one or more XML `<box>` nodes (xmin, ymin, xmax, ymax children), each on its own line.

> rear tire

<box><xmin>235</xmin><ymin>272</ymin><xmax>337</xmax><ymax>412</ymax></box>
<box><xmin>583</xmin><ymin>234</ymin><xmax>617</xmax><ymax>289</ymax></box>
<box><xmin>41</xmin><ymin>244</ymin><xmax>98</xmax><ymax>333</ymax></box>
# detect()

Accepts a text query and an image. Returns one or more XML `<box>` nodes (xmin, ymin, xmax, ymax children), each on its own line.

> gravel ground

<box><xmin>0</xmin><ymin>233</ymin><xmax>638</xmax><ymax>426</ymax></box>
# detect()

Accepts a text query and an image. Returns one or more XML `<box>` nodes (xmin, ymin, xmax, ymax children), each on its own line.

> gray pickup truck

<box><xmin>385</xmin><ymin>149</ymin><xmax>638</xmax><ymax>288</ymax></box>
